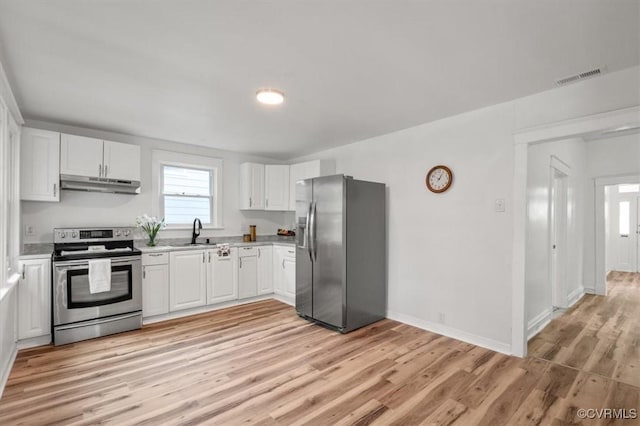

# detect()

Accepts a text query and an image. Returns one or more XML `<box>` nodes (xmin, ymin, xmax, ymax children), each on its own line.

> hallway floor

<box><xmin>529</xmin><ymin>271</ymin><xmax>640</xmax><ymax>389</ymax></box>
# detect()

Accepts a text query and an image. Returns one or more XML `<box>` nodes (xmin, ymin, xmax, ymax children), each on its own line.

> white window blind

<box><xmin>162</xmin><ymin>165</ymin><xmax>213</xmax><ymax>225</ymax></box>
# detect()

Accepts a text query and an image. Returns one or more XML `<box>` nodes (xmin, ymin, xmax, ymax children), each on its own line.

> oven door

<box><xmin>53</xmin><ymin>256</ymin><xmax>142</xmax><ymax>326</ymax></box>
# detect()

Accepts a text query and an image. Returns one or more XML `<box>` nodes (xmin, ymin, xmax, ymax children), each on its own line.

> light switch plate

<box><xmin>25</xmin><ymin>225</ymin><xmax>36</xmax><ymax>236</ymax></box>
<box><xmin>495</xmin><ymin>199</ymin><xmax>506</xmax><ymax>212</ymax></box>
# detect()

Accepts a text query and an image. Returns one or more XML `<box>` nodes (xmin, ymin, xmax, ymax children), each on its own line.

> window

<box><xmin>619</xmin><ymin>201</ymin><xmax>630</xmax><ymax>237</ymax></box>
<box><xmin>152</xmin><ymin>150</ymin><xmax>223</xmax><ymax>228</ymax></box>
<box><xmin>618</xmin><ymin>184</ymin><xmax>640</xmax><ymax>193</ymax></box>
<box><xmin>162</xmin><ymin>165</ymin><xmax>213</xmax><ymax>225</ymax></box>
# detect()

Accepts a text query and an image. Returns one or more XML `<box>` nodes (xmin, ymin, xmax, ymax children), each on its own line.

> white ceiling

<box><xmin>0</xmin><ymin>1</ymin><xmax>638</xmax><ymax>159</ymax></box>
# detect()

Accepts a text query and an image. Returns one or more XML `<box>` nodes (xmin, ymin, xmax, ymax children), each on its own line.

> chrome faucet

<box><xmin>191</xmin><ymin>218</ymin><xmax>203</xmax><ymax>245</ymax></box>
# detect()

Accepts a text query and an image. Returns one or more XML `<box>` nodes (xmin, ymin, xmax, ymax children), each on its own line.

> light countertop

<box><xmin>20</xmin><ymin>235</ymin><xmax>296</xmax><ymax>258</ymax></box>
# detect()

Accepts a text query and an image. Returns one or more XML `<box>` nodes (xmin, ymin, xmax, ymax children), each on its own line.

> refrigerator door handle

<box><xmin>311</xmin><ymin>201</ymin><xmax>318</xmax><ymax>261</ymax></box>
<box><xmin>306</xmin><ymin>202</ymin><xmax>314</xmax><ymax>262</ymax></box>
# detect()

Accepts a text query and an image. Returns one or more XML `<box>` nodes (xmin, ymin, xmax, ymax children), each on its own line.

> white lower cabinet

<box><xmin>283</xmin><ymin>255</ymin><xmax>296</xmax><ymax>298</ymax></box>
<box><xmin>257</xmin><ymin>246</ymin><xmax>273</xmax><ymax>295</ymax></box>
<box><xmin>160</xmin><ymin>244</ymin><xmax>295</xmax><ymax>317</ymax></box>
<box><xmin>207</xmin><ymin>249</ymin><xmax>238</xmax><ymax>304</ymax></box>
<box><xmin>274</xmin><ymin>246</ymin><xmax>296</xmax><ymax>299</ymax></box>
<box><xmin>17</xmin><ymin>258</ymin><xmax>51</xmax><ymax>340</ymax></box>
<box><xmin>169</xmin><ymin>250</ymin><xmax>207</xmax><ymax>312</ymax></box>
<box><xmin>142</xmin><ymin>253</ymin><xmax>170</xmax><ymax>317</ymax></box>
<box><xmin>237</xmin><ymin>247</ymin><xmax>258</xmax><ymax>299</ymax></box>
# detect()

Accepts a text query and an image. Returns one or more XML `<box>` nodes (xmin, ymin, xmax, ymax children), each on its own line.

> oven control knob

<box><xmin>60</xmin><ymin>232</ymin><xmax>66</xmax><ymax>239</ymax></box>
<box><xmin>115</xmin><ymin>230</ymin><xmax>121</xmax><ymax>237</ymax></box>
<box><xmin>124</xmin><ymin>230</ymin><xmax>130</xmax><ymax>236</ymax></box>
<box><xmin>71</xmin><ymin>231</ymin><xmax>77</xmax><ymax>238</ymax></box>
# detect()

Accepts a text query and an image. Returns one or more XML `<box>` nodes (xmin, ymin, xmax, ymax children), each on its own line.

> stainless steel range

<box><xmin>52</xmin><ymin>227</ymin><xmax>142</xmax><ymax>345</ymax></box>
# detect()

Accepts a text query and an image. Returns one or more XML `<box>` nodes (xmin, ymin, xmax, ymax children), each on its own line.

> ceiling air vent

<box><xmin>555</xmin><ymin>67</ymin><xmax>606</xmax><ymax>86</ymax></box>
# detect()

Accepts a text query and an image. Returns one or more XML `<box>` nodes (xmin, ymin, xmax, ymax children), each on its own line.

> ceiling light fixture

<box><xmin>256</xmin><ymin>88</ymin><xmax>285</xmax><ymax>105</ymax></box>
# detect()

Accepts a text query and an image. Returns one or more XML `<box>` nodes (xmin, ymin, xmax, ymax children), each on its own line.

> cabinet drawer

<box><xmin>142</xmin><ymin>252</ymin><xmax>169</xmax><ymax>265</ymax></box>
<box><xmin>238</xmin><ymin>246</ymin><xmax>257</xmax><ymax>257</ymax></box>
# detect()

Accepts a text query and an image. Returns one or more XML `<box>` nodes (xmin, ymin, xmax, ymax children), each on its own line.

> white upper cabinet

<box><xmin>240</xmin><ymin>162</ymin><xmax>265</xmax><ymax>210</ymax></box>
<box><xmin>21</xmin><ymin>128</ymin><xmax>60</xmax><ymax>202</ymax></box>
<box><xmin>60</xmin><ymin>133</ymin><xmax>141</xmax><ymax>181</ymax></box>
<box><xmin>60</xmin><ymin>133</ymin><xmax>103</xmax><ymax>178</ymax></box>
<box><xmin>103</xmin><ymin>140</ymin><xmax>141</xmax><ymax>181</ymax></box>
<box><xmin>289</xmin><ymin>160</ymin><xmax>335</xmax><ymax>210</ymax></box>
<box><xmin>265</xmin><ymin>165</ymin><xmax>290</xmax><ymax>211</ymax></box>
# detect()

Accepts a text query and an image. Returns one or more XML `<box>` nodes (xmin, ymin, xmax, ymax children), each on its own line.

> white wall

<box><xmin>291</xmin><ymin>66</ymin><xmax>639</xmax><ymax>352</ymax></box>
<box><xmin>22</xmin><ymin>120</ymin><xmax>291</xmax><ymax>243</ymax></box>
<box><xmin>583</xmin><ymin>132</ymin><xmax>640</xmax><ymax>289</ymax></box>
<box><xmin>525</xmin><ymin>138</ymin><xmax>587</xmax><ymax>327</ymax></box>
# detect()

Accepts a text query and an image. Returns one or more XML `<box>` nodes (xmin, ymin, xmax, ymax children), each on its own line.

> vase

<box><xmin>147</xmin><ymin>235</ymin><xmax>157</xmax><ymax>247</ymax></box>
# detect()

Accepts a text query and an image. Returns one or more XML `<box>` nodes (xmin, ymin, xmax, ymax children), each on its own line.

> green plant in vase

<box><xmin>136</xmin><ymin>214</ymin><xmax>166</xmax><ymax>247</ymax></box>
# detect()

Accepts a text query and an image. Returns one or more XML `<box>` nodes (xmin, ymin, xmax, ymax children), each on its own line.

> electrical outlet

<box><xmin>25</xmin><ymin>225</ymin><xmax>36</xmax><ymax>236</ymax></box>
<box><xmin>437</xmin><ymin>312</ymin><xmax>445</xmax><ymax>324</ymax></box>
<box><xmin>495</xmin><ymin>199</ymin><xmax>506</xmax><ymax>212</ymax></box>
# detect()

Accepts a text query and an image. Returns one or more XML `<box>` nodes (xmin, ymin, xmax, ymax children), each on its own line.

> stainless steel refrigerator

<box><xmin>295</xmin><ymin>174</ymin><xmax>386</xmax><ymax>333</ymax></box>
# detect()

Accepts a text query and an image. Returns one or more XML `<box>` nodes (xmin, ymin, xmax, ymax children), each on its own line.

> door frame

<box><xmin>511</xmin><ymin>105</ymin><xmax>640</xmax><ymax>357</ymax></box>
<box><xmin>549</xmin><ymin>157</ymin><xmax>570</xmax><ymax>308</ymax></box>
<box><xmin>595</xmin><ymin>174</ymin><xmax>640</xmax><ymax>293</ymax></box>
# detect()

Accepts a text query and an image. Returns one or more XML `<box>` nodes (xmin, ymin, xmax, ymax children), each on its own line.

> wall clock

<box><xmin>426</xmin><ymin>165</ymin><xmax>453</xmax><ymax>193</ymax></box>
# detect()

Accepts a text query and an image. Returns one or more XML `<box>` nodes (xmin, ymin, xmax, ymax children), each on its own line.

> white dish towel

<box><xmin>88</xmin><ymin>259</ymin><xmax>111</xmax><ymax>294</ymax></box>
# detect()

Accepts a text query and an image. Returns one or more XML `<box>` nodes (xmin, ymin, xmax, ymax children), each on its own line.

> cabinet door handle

<box><xmin>21</xmin><ymin>266</ymin><xmax>25</xmax><ymax>279</ymax></box>
<box><xmin>208</xmin><ymin>252</ymin><xmax>211</xmax><ymax>263</ymax></box>
<box><xmin>266</xmin><ymin>199</ymin><xmax>268</xmax><ymax>208</ymax></box>
<box><xmin>258</xmin><ymin>248</ymin><xmax>260</xmax><ymax>258</ymax></box>
<box><xmin>239</xmin><ymin>257</ymin><xmax>242</xmax><ymax>268</ymax></box>
<box><xmin>249</xmin><ymin>197</ymin><xmax>252</xmax><ymax>208</ymax></box>
<box><xmin>282</xmin><ymin>259</ymin><xmax>285</xmax><ymax>269</ymax></box>
<box><xmin>104</xmin><ymin>164</ymin><xmax>108</xmax><ymax>177</ymax></box>
<box><xmin>53</xmin><ymin>183</ymin><xmax>57</xmax><ymax>197</ymax></box>
<box><xmin>288</xmin><ymin>250</ymin><xmax>294</xmax><ymax>254</ymax></box>
<box><xmin>202</xmin><ymin>252</ymin><xmax>205</xmax><ymax>263</ymax></box>
<box><xmin>98</xmin><ymin>164</ymin><xmax>102</xmax><ymax>177</ymax></box>
<box><xmin>143</xmin><ymin>266</ymin><xmax>146</xmax><ymax>279</ymax></box>
<box><xmin>149</xmin><ymin>253</ymin><xmax>163</xmax><ymax>257</ymax></box>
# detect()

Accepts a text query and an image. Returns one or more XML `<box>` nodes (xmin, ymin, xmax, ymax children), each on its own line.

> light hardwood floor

<box><xmin>0</xmin><ymin>275</ymin><xmax>638</xmax><ymax>425</ymax></box>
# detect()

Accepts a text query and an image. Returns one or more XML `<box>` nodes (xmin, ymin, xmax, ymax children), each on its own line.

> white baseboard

<box><xmin>17</xmin><ymin>335</ymin><xmax>51</xmax><ymax>350</ymax></box>
<box><xmin>567</xmin><ymin>286</ymin><xmax>585</xmax><ymax>308</ymax></box>
<box><xmin>0</xmin><ymin>344</ymin><xmax>17</xmax><ymax>399</ymax></box>
<box><xmin>386</xmin><ymin>310</ymin><xmax>511</xmax><ymax>355</ymax></box>
<box><xmin>527</xmin><ymin>308</ymin><xmax>552</xmax><ymax>341</ymax></box>
<box><xmin>584</xmin><ymin>287</ymin><xmax>596</xmax><ymax>295</ymax></box>
<box><xmin>143</xmin><ymin>294</ymin><xmax>279</xmax><ymax>325</ymax></box>
<box><xmin>272</xmin><ymin>293</ymin><xmax>294</xmax><ymax>306</ymax></box>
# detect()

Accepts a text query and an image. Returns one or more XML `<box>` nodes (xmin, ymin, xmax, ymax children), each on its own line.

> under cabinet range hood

<box><xmin>60</xmin><ymin>174</ymin><xmax>141</xmax><ymax>194</ymax></box>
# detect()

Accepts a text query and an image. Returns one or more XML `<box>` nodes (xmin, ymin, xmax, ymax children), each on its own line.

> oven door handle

<box><xmin>54</xmin><ymin>256</ymin><xmax>141</xmax><ymax>268</ymax></box>
<box><xmin>54</xmin><ymin>312</ymin><xmax>141</xmax><ymax>331</ymax></box>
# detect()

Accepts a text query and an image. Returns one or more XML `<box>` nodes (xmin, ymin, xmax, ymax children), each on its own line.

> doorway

<box><xmin>605</xmin><ymin>183</ymin><xmax>640</xmax><ymax>275</ymax></box>
<box><xmin>550</xmin><ymin>166</ymin><xmax>569</xmax><ymax>310</ymax></box>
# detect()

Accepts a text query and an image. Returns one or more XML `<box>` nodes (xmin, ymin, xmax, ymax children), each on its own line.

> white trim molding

<box><xmin>527</xmin><ymin>308</ymin><xmax>552</xmax><ymax>341</ymax></box>
<box><xmin>0</xmin><ymin>58</ymin><xmax>23</xmax><ymax>125</ymax></box>
<box><xmin>514</xmin><ymin>106</ymin><xmax>640</xmax><ymax>145</ymax></box>
<box><xmin>567</xmin><ymin>286</ymin><xmax>585</xmax><ymax>308</ymax></box>
<box><xmin>511</xmin><ymin>105</ymin><xmax>640</xmax><ymax>358</ymax></box>
<box><xmin>594</xmin><ymin>174</ymin><xmax>640</xmax><ymax>295</ymax></box>
<box><xmin>387</xmin><ymin>310</ymin><xmax>511</xmax><ymax>355</ymax></box>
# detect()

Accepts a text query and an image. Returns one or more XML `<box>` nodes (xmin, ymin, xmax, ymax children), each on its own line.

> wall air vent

<box><xmin>555</xmin><ymin>67</ymin><xmax>606</xmax><ymax>86</ymax></box>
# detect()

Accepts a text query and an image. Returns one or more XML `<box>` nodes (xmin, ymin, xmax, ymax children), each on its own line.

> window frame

<box><xmin>160</xmin><ymin>164</ymin><xmax>215</xmax><ymax>226</ymax></box>
<box><xmin>152</xmin><ymin>150</ymin><xmax>224</xmax><ymax>230</ymax></box>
